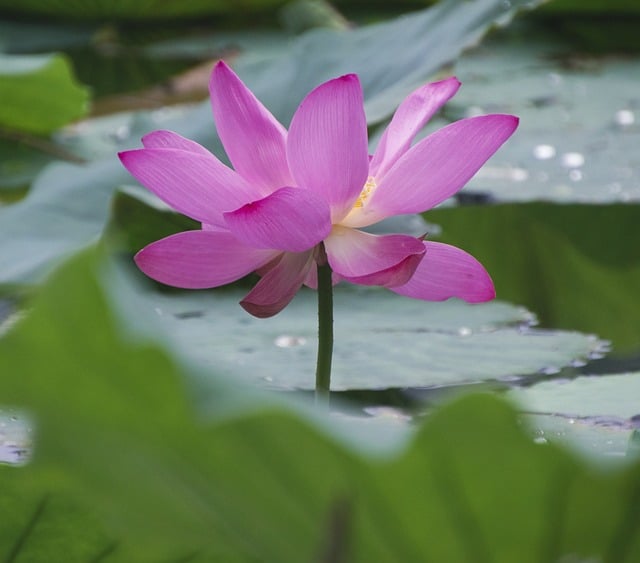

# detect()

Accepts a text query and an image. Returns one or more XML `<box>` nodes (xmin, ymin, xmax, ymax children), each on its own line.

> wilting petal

<box><xmin>241</xmin><ymin>251</ymin><xmax>314</xmax><ymax>318</ymax></box>
<box><xmin>210</xmin><ymin>61</ymin><xmax>293</xmax><ymax>193</ymax></box>
<box><xmin>391</xmin><ymin>241</ymin><xmax>495</xmax><ymax>302</ymax></box>
<box><xmin>347</xmin><ymin>114</ymin><xmax>519</xmax><ymax>227</ymax></box>
<box><xmin>141</xmin><ymin>130</ymin><xmax>211</xmax><ymax>155</ymax></box>
<box><xmin>287</xmin><ymin>74</ymin><xmax>369</xmax><ymax>223</ymax></box>
<box><xmin>324</xmin><ymin>226</ymin><xmax>425</xmax><ymax>284</ymax></box>
<box><xmin>223</xmin><ymin>186</ymin><xmax>331</xmax><ymax>252</ymax></box>
<box><xmin>118</xmin><ymin>148</ymin><xmax>258</xmax><ymax>226</ymax></box>
<box><xmin>369</xmin><ymin>77</ymin><xmax>461</xmax><ymax>179</ymax></box>
<box><xmin>134</xmin><ymin>230</ymin><xmax>277</xmax><ymax>289</ymax></box>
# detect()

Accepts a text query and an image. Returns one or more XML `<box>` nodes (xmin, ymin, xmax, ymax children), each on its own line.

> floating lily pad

<box><xmin>447</xmin><ymin>30</ymin><xmax>640</xmax><ymax>203</ymax></box>
<box><xmin>0</xmin><ymin>408</ymin><xmax>30</xmax><ymax>465</ymax></box>
<box><xmin>128</xmin><ymin>283</ymin><xmax>604</xmax><ymax>391</ymax></box>
<box><xmin>509</xmin><ymin>372</ymin><xmax>640</xmax><ymax>419</ymax></box>
<box><xmin>0</xmin><ymin>158</ymin><xmax>130</xmax><ymax>289</ymax></box>
<box><xmin>507</xmin><ymin>373</ymin><xmax>640</xmax><ymax>462</ymax></box>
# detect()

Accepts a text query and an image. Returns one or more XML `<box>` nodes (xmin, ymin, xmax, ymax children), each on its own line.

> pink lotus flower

<box><xmin>119</xmin><ymin>61</ymin><xmax>518</xmax><ymax>318</ymax></box>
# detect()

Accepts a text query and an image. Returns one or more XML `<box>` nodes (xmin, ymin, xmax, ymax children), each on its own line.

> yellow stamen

<box><xmin>353</xmin><ymin>176</ymin><xmax>377</xmax><ymax>209</ymax></box>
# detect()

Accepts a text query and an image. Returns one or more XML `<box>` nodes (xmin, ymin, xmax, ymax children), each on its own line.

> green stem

<box><xmin>315</xmin><ymin>257</ymin><xmax>334</xmax><ymax>406</ymax></box>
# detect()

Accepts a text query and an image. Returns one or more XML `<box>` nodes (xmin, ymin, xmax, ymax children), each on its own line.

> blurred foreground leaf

<box><xmin>0</xmin><ymin>475</ymin><xmax>119</xmax><ymax>563</ymax></box>
<box><xmin>0</xmin><ymin>248</ymin><xmax>639</xmax><ymax>561</ymax></box>
<box><xmin>0</xmin><ymin>53</ymin><xmax>89</xmax><ymax>135</ymax></box>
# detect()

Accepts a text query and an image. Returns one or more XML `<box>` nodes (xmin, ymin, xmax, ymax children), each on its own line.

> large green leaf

<box><xmin>0</xmin><ymin>471</ymin><xmax>119</xmax><ymax>563</ymax></box>
<box><xmin>0</xmin><ymin>0</ymin><xmax>543</xmax><ymax>289</ymax></box>
<box><xmin>228</xmin><ymin>0</ymin><xmax>543</xmax><ymax>126</ymax></box>
<box><xmin>0</xmin><ymin>53</ymin><xmax>89</xmax><ymax>135</ymax></box>
<box><xmin>426</xmin><ymin>202</ymin><xmax>640</xmax><ymax>353</ymax></box>
<box><xmin>1</xmin><ymin>248</ymin><xmax>640</xmax><ymax>561</ymax></box>
<box><xmin>0</xmin><ymin>159</ymin><xmax>129</xmax><ymax>289</ymax></box>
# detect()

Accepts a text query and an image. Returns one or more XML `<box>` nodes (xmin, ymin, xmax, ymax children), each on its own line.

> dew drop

<box><xmin>534</xmin><ymin>436</ymin><xmax>548</xmax><ymax>445</ymax></box>
<box><xmin>533</xmin><ymin>144</ymin><xmax>556</xmax><ymax>160</ymax></box>
<box><xmin>615</xmin><ymin>109</ymin><xmax>635</xmax><ymax>126</ymax></box>
<box><xmin>274</xmin><ymin>335</ymin><xmax>307</xmax><ymax>348</ymax></box>
<box><xmin>561</xmin><ymin>152</ymin><xmax>585</xmax><ymax>168</ymax></box>
<box><xmin>457</xmin><ymin>327</ymin><xmax>472</xmax><ymax>337</ymax></box>
<box><xmin>540</xmin><ymin>366</ymin><xmax>561</xmax><ymax>375</ymax></box>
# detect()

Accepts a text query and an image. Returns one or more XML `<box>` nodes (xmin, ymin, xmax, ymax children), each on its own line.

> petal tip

<box><xmin>210</xmin><ymin>60</ymin><xmax>235</xmax><ymax>91</ymax></box>
<box><xmin>117</xmin><ymin>149</ymin><xmax>138</xmax><ymax>167</ymax></box>
<box><xmin>239</xmin><ymin>299</ymin><xmax>280</xmax><ymax>319</ymax></box>
<box><xmin>212</xmin><ymin>59</ymin><xmax>232</xmax><ymax>74</ymax></box>
<box><xmin>439</xmin><ymin>76</ymin><xmax>462</xmax><ymax>89</ymax></box>
<box><xmin>337</xmin><ymin>73</ymin><xmax>359</xmax><ymax>83</ymax></box>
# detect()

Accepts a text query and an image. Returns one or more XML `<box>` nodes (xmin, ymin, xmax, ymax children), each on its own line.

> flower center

<box><xmin>352</xmin><ymin>176</ymin><xmax>377</xmax><ymax>209</ymax></box>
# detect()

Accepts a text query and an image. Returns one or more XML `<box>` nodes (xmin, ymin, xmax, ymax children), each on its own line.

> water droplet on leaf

<box><xmin>561</xmin><ymin>152</ymin><xmax>585</xmax><ymax>168</ymax></box>
<box><xmin>615</xmin><ymin>109</ymin><xmax>635</xmax><ymax>127</ymax></box>
<box><xmin>274</xmin><ymin>335</ymin><xmax>307</xmax><ymax>348</ymax></box>
<box><xmin>533</xmin><ymin>144</ymin><xmax>556</xmax><ymax>160</ymax></box>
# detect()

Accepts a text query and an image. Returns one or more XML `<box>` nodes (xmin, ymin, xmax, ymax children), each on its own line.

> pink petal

<box><xmin>134</xmin><ymin>230</ymin><xmax>277</xmax><ymax>289</ymax></box>
<box><xmin>210</xmin><ymin>61</ymin><xmax>293</xmax><ymax>193</ymax></box>
<box><xmin>287</xmin><ymin>74</ymin><xmax>369</xmax><ymax>223</ymax></box>
<box><xmin>342</xmin><ymin>253</ymin><xmax>424</xmax><ymax>288</ymax></box>
<box><xmin>241</xmin><ymin>251</ymin><xmax>315</xmax><ymax>318</ymax></box>
<box><xmin>303</xmin><ymin>265</ymin><xmax>342</xmax><ymax>289</ymax></box>
<box><xmin>391</xmin><ymin>241</ymin><xmax>495</xmax><ymax>302</ymax></box>
<box><xmin>346</xmin><ymin>114</ymin><xmax>519</xmax><ymax>227</ymax></box>
<box><xmin>223</xmin><ymin>186</ymin><xmax>331</xmax><ymax>252</ymax></box>
<box><xmin>369</xmin><ymin>77</ymin><xmax>461</xmax><ymax>179</ymax></box>
<box><xmin>141</xmin><ymin>130</ymin><xmax>211</xmax><ymax>155</ymax></box>
<box><xmin>118</xmin><ymin>148</ymin><xmax>258</xmax><ymax>226</ymax></box>
<box><xmin>324</xmin><ymin>226</ymin><xmax>425</xmax><ymax>286</ymax></box>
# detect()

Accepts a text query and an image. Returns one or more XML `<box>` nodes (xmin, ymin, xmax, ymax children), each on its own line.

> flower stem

<box><xmin>315</xmin><ymin>259</ymin><xmax>334</xmax><ymax>406</ymax></box>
